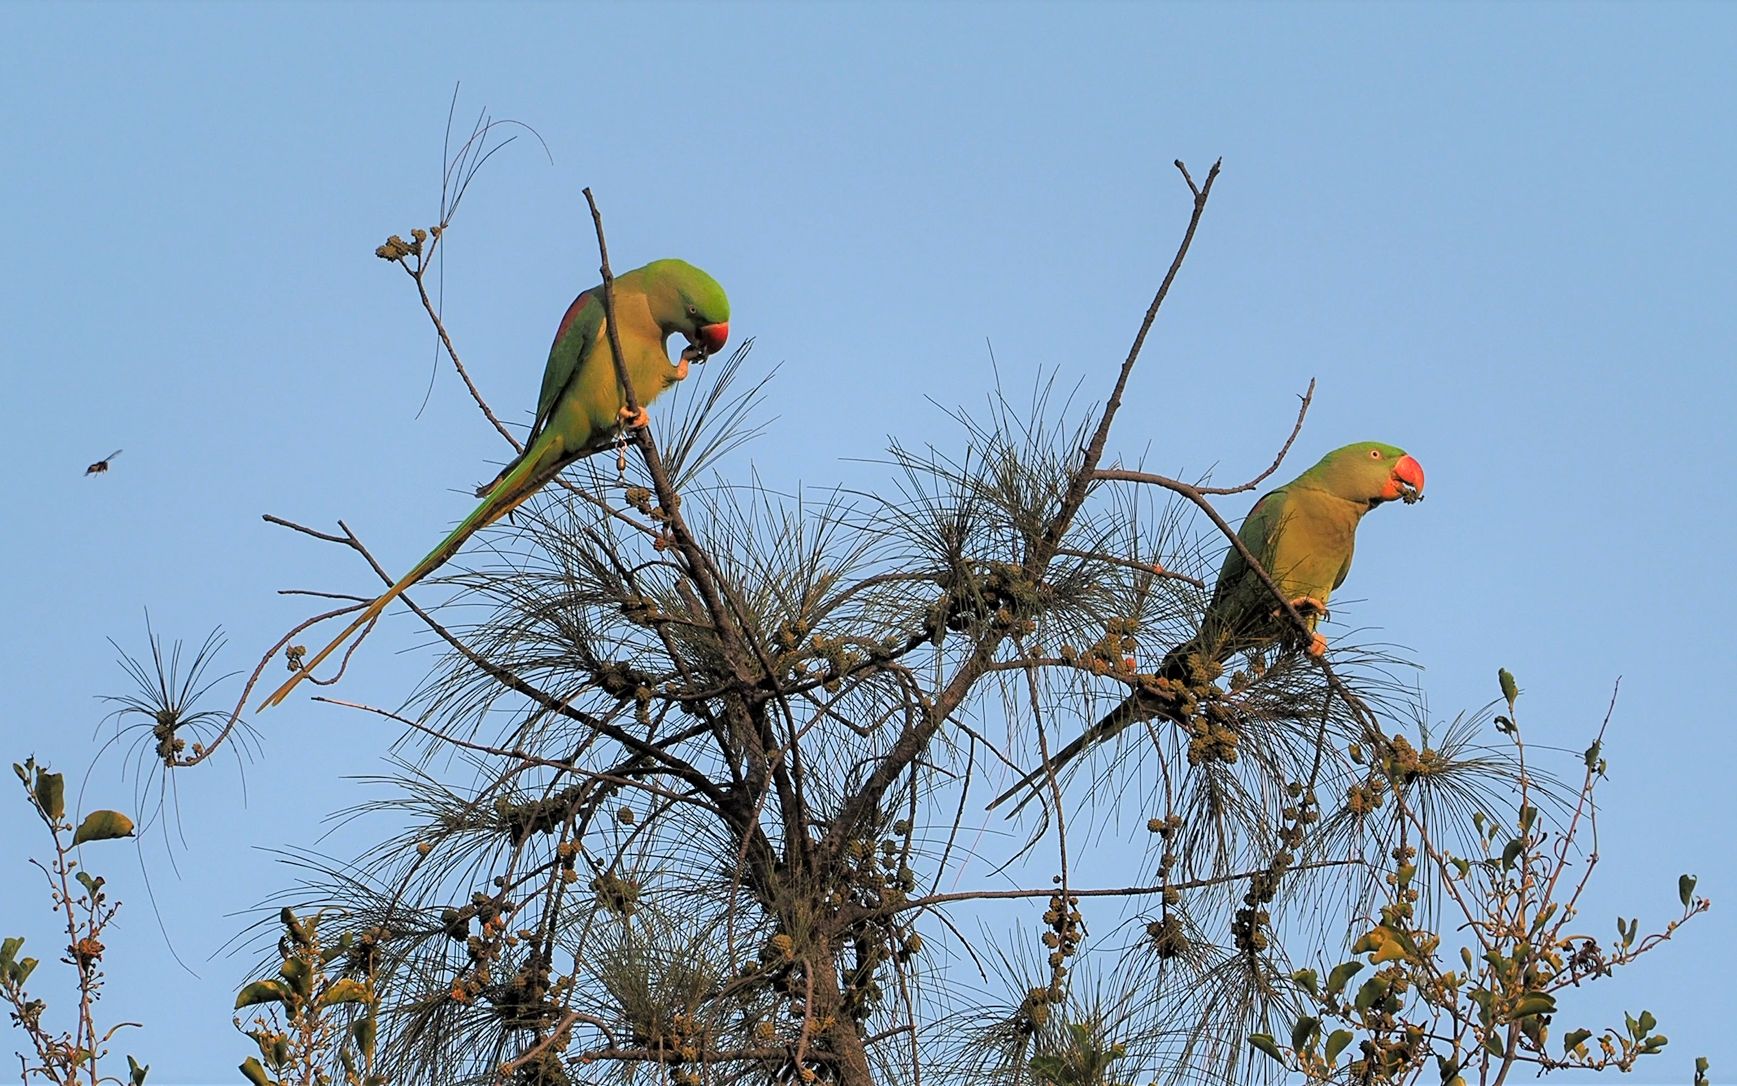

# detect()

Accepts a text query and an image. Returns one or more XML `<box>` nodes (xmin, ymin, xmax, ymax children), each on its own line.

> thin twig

<box><xmin>827</xmin><ymin>158</ymin><xmax>1222</xmax><ymax>853</ymax></box>
<box><xmin>1089</xmin><ymin>378</ymin><xmax>1313</xmax><ymax>497</ymax></box>
<box><xmin>1053</xmin><ymin>546</ymin><xmax>1206</xmax><ymax>588</ymax></box>
<box><xmin>884</xmin><ymin>859</ymin><xmax>1361</xmax><ymax>917</ymax></box>
<box><xmin>401</xmin><ymin>256</ymin><xmax>520</xmax><ymax>448</ymax></box>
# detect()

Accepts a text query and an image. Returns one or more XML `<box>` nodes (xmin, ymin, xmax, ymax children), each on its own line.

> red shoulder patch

<box><xmin>551</xmin><ymin>289</ymin><xmax>598</xmax><ymax>347</ymax></box>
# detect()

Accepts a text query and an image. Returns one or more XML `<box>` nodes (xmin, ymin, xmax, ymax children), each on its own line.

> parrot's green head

<box><xmin>642</xmin><ymin>259</ymin><xmax>731</xmax><ymax>361</ymax></box>
<box><xmin>1307</xmin><ymin>442</ymin><xmax>1426</xmax><ymax>507</ymax></box>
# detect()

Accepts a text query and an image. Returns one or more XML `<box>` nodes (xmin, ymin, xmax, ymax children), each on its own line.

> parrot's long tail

<box><xmin>986</xmin><ymin>635</ymin><xmax>1214</xmax><ymax>816</ymax></box>
<box><xmin>985</xmin><ymin>695</ymin><xmax>1148</xmax><ymax>814</ymax></box>
<box><xmin>258</xmin><ymin>434</ymin><xmax>564</xmax><ymax>710</ymax></box>
<box><xmin>1157</xmin><ymin>640</ymin><xmax>1198</xmax><ymax>682</ymax></box>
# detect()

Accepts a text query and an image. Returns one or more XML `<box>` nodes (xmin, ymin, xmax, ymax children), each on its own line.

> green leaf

<box><xmin>281</xmin><ymin>908</ymin><xmax>312</xmax><ymax>948</ymax></box>
<box><xmin>1326</xmin><ymin>960</ymin><xmax>1363</xmax><ymax>997</ymax></box>
<box><xmin>1469</xmin><ymin>987</ymin><xmax>1494</xmax><ymax>1027</ymax></box>
<box><xmin>75</xmin><ymin>871</ymin><xmax>104</xmax><ymax>897</ymax></box>
<box><xmin>1562</xmin><ymin>1028</ymin><xmax>1592</xmax><ymax>1054</ymax></box>
<box><xmin>1511</xmin><ymin>992</ymin><xmax>1557</xmax><ymax>1019</ymax></box>
<box><xmin>1436</xmin><ymin>1054</ymin><xmax>1461</xmax><ymax>1083</ymax></box>
<box><xmin>1638</xmin><ymin>1010</ymin><xmax>1657</xmax><ymax>1035</ymax></box>
<box><xmin>1680</xmin><ymin>874</ymin><xmax>1697</xmax><ymax>908</ymax></box>
<box><xmin>0</xmin><ymin>936</ymin><xmax>22</xmax><ymax>971</ymax></box>
<box><xmin>1353</xmin><ymin>976</ymin><xmax>1387</xmax><ymax>1012</ymax></box>
<box><xmin>1528</xmin><ymin>902</ymin><xmax>1559</xmax><ymax>935</ymax></box>
<box><xmin>1639</xmin><ymin>1034</ymin><xmax>1668</xmax><ymax>1054</ymax></box>
<box><xmin>1366</xmin><ymin>928</ymin><xmax>1408</xmax><ymax>964</ymax></box>
<box><xmin>279</xmin><ymin>956</ymin><xmax>313</xmax><ymax>998</ymax></box>
<box><xmin>15</xmin><ymin>957</ymin><xmax>38</xmax><ymax>984</ymax></box>
<box><xmin>127</xmin><ymin>1055</ymin><xmax>148</xmax><ymax>1086</ymax></box>
<box><xmin>1030</xmin><ymin>1053</ymin><xmax>1064</xmax><ymax>1079</ymax></box>
<box><xmin>72</xmin><ymin>810</ymin><xmax>135</xmax><ymax>846</ymax></box>
<box><xmin>235</xmin><ymin>980</ymin><xmax>290</xmax><ymax>1009</ymax></box>
<box><xmin>352</xmin><ymin>1017</ymin><xmax>376</xmax><ymax>1060</ymax></box>
<box><xmin>1291</xmin><ymin>1015</ymin><xmax>1320</xmax><ymax>1053</ymax></box>
<box><xmin>1484</xmin><ymin>1033</ymin><xmax>1506</xmax><ymax>1059</ymax></box>
<box><xmin>1499</xmin><ymin>668</ymin><xmax>1519</xmax><ymax>705</ymax></box>
<box><xmin>1584</xmin><ymin>740</ymin><xmax>1602</xmax><ymax>769</ymax></box>
<box><xmin>1325</xmin><ymin>1029</ymin><xmax>1353</xmax><ymax>1064</ymax></box>
<box><xmin>1248</xmin><ymin>1034</ymin><xmax>1285</xmax><ymax>1065</ymax></box>
<box><xmin>238</xmin><ymin>1057</ymin><xmax>274</xmax><ymax>1086</ymax></box>
<box><xmin>1501</xmin><ymin>838</ymin><xmax>1524</xmax><ymax>871</ymax></box>
<box><xmin>34</xmin><ymin>770</ymin><xmax>65</xmax><ymax>822</ymax></box>
<box><xmin>1291</xmin><ymin>968</ymin><xmax>1318</xmax><ymax>995</ymax></box>
<box><xmin>316</xmin><ymin>978</ymin><xmax>371</xmax><ymax>1007</ymax></box>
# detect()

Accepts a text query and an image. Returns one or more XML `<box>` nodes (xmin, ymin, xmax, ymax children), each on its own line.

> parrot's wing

<box><xmin>1210</xmin><ymin>490</ymin><xmax>1285</xmax><ymax>608</ymax></box>
<box><xmin>1330</xmin><ymin>522</ymin><xmax>1358</xmax><ymax>590</ymax></box>
<box><xmin>524</xmin><ymin>288</ymin><xmax>605</xmax><ymax>450</ymax></box>
<box><xmin>1189</xmin><ymin>487</ymin><xmax>1297</xmax><ymax>659</ymax></box>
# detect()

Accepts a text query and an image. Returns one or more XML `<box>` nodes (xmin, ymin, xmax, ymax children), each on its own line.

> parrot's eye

<box><xmin>687</xmin><ymin>304</ymin><xmax>698</xmax><ymax>317</ymax></box>
<box><xmin>1369</xmin><ymin>449</ymin><xmax>1383</xmax><ymax>459</ymax></box>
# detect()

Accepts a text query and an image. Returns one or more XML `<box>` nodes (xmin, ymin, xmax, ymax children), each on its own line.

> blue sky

<box><xmin>2</xmin><ymin>3</ymin><xmax>1732</xmax><ymax>1081</ymax></box>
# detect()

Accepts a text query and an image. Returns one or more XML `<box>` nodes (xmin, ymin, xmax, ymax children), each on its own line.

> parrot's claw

<box><xmin>1306</xmin><ymin>633</ymin><xmax>1329</xmax><ymax>658</ymax></box>
<box><xmin>673</xmin><ymin>343</ymin><xmax>707</xmax><ymax>381</ymax></box>
<box><xmin>1271</xmin><ymin>596</ymin><xmax>1328</xmax><ymax>621</ymax></box>
<box><xmin>618</xmin><ymin>405</ymin><xmax>650</xmax><ymax>430</ymax></box>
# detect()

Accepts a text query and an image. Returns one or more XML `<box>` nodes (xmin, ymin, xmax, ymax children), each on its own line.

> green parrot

<box><xmin>989</xmin><ymin>441</ymin><xmax>1424</xmax><ymax>811</ymax></box>
<box><xmin>260</xmin><ymin>258</ymin><xmax>730</xmax><ymax>710</ymax></box>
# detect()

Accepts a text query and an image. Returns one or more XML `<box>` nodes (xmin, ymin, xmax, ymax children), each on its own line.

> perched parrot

<box><xmin>989</xmin><ymin>441</ymin><xmax>1424</xmax><ymax>811</ymax></box>
<box><xmin>260</xmin><ymin>258</ymin><xmax>730</xmax><ymax>709</ymax></box>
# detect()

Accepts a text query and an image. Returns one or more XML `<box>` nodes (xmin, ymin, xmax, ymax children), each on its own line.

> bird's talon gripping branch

<box><xmin>618</xmin><ymin>405</ymin><xmax>651</xmax><ymax>430</ymax></box>
<box><xmin>1289</xmin><ymin>595</ymin><xmax>1328</xmax><ymax>619</ymax></box>
<box><xmin>1307</xmin><ymin>633</ymin><xmax>1329</xmax><ymax>658</ymax></box>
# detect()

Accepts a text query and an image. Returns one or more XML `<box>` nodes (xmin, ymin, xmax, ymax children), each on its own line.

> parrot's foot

<box><xmin>618</xmin><ymin>405</ymin><xmax>650</xmax><ymax>430</ymax></box>
<box><xmin>1287</xmin><ymin>595</ymin><xmax>1328</xmax><ymax>619</ymax></box>
<box><xmin>1306</xmin><ymin>633</ymin><xmax>1328</xmax><ymax>658</ymax></box>
<box><xmin>673</xmin><ymin>353</ymin><xmax>691</xmax><ymax>382</ymax></box>
<box><xmin>679</xmin><ymin>341</ymin><xmax>708</xmax><ymax>371</ymax></box>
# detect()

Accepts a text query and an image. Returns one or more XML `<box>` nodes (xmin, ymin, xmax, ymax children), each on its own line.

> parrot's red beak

<box><xmin>1382</xmin><ymin>454</ymin><xmax>1425</xmax><ymax>503</ymax></box>
<box><xmin>696</xmin><ymin>321</ymin><xmax>729</xmax><ymax>354</ymax></box>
